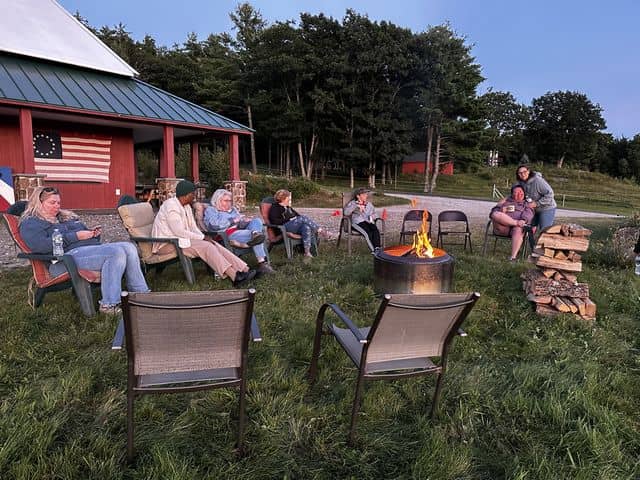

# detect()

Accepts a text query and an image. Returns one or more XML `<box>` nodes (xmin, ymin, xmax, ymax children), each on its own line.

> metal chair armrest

<box><xmin>18</xmin><ymin>252</ymin><xmax>56</xmax><ymax>261</ymax></box>
<box><xmin>324</xmin><ymin>303</ymin><xmax>367</xmax><ymax>343</ymax></box>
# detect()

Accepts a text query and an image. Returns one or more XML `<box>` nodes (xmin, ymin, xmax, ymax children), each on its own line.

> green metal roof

<box><xmin>0</xmin><ymin>53</ymin><xmax>252</xmax><ymax>133</ymax></box>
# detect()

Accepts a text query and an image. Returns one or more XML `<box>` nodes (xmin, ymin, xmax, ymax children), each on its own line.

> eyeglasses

<box><xmin>517</xmin><ymin>170</ymin><xmax>528</xmax><ymax>175</ymax></box>
<box><xmin>39</xmin><ymin>187</ymin><xmax>59</xmax><ymax>200</ymax></box>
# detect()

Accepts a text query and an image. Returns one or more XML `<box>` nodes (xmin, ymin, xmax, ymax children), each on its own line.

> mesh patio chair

<box><xmin>114</xmin><ymin>289</ymin><xmax>261</xmax><ymax>461</ymax></box>
<box><xmin>308</xmin><ymin>291</ymin><xmax>480</xmax><ymax>444</ymax></box>
<box><xmin>193</xmin><ymin>202</ymin><xmax>271</xmax><ymax>264</ymax></box>
<box><xmin>117</xmin><ymin>202</ymin><xmax>196</xmax><ymax>284</ymax></box>
<box><xmin>399</xmin><ymin>209</ymin><xmax>432</xmax><ymax>245</ymax></box>
<box><xmin>2</xmin><ymin>212</ymin><xmax>100</xmax><ymax>316</ymax></box>
<box><xmin>337</xmin><ymin>192</ymin><xmax>385</xmax><ymax>254</ymax></box>
<box><xmin>259</xmin><ymin>196</ymin><xmax>316</xmax><ymax>259</ymax></box>
<box><xmin>482</xmin><ymin>219</ymin><xmax>531</xmax><ymax>260</ymax></box>
<box><xmin>436</xmin><ymin>210</ymin><xmax>473</xmax><ymax>252</ymax></box>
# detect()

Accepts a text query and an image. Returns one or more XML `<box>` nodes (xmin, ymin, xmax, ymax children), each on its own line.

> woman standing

<box><xmin>19</xmin><ymin>186</ymin><xmax>150</xmax><ymax>314</ymax></box>
<box><xmin>515</xmin><ymin>164</ymin><xmax>557</xmax><ymax>231</ymax></box>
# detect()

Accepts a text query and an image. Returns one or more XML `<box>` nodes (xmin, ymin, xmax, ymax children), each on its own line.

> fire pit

<box><xmin>373</xmin><ymin>210</ymin><xmax>455</xmax><ymax>294</ymax></box>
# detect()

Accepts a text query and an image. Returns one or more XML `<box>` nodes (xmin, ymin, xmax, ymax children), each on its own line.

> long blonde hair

<box><xmin>19</xmin><ymin>186</ymin><xmax>77</xmax><ymax>224</ymax></box>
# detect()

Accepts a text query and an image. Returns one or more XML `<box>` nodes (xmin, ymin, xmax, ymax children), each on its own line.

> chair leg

<box><xmin>284</xmin><ymin>239</ymin><xmax>293</xmax><ymax>260</ymax></box>
<box><xmin>348</xmin><ymin>374</ymin><xmax>365</xmax><ymax>445</ymax></box>
<box><xmin>71</xmin><ymin>277</ymin><xmax>96</xmax><ymax>317</ymax></box>
<box><xmin>429</xmin><ymin>372</ymin><xmax>445</xmax><ymax>419</ymax></box>
<box><xmin>127</xmin><ymin>390</ymin><xmax>135</xmax><ymax>462</ymax></box>
<box><xmin>34</xmin><ymin>286</ymin><xmax>47</xmax><ymax>308</ymax></box>
<box><xmin>307</xmin><ymin>314</ymin><xmax>323</xmax><ymax>385</ymax></box>
<box><xmin>236</xmin><ymin>377</ymin><xmax>247</xmax><ymax>453</ymax></box>
<box><xmin>178</xmin><ymin>253</ymin><xmax>196</xmax><ymax>284</ymax></box>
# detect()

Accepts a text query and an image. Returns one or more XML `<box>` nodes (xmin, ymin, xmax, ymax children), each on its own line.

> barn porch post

<box><xmin>155</xmin><ymin>126</ymin><xmax>182</xmax><ymax>204</ymax></box>
<box><xmin>225</xmin><ymin>134</ymin><xmax>247</xmax><ymax>210</ymax></box>
<box><xmin>13</xmin><ymin>108</ymin><xmax>46</xmax><ymax>201</ymax></box>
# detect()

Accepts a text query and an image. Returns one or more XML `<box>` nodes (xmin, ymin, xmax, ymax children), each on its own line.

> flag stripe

<box><xmin>35</xmin><ymin>166</ymin><xmax>110</xmax><ymax>173</ymax></box>
<box><xmin>36</xmin><ymin>159</ymin><xmax>112</xmax><ymax>166</ymax></box>
<box><xmin>62</xmin><ymin>152</ymin><xmax>111</xmax><ymax>160</ymax></box>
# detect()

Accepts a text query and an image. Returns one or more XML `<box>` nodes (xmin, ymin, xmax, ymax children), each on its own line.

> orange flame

<box><xmin>411</xmin><ymin>210</ymin><xmax>434</xmax><ymax>258</ymax></box>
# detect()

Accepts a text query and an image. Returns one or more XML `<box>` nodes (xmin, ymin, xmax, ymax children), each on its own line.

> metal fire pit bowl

<box><xmin>373</xmin><ymin>247</ymin><xmax>455</xmax><ymax>294</ymax></box>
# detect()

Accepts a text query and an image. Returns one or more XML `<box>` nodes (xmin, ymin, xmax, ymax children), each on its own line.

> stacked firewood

<box><xmin>521</xmin><ymin>223</ymin><xmax>596</xmax><ymax>320</ymax></box>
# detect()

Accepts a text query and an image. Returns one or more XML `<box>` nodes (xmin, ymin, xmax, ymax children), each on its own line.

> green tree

<box><xmin>410</xmin><ymin>25</ymin><xmax>483</xmax><ymax>192</ymax></box>
<box><xmin>526</xmin><ymin>91</ymin><xmax>606</xmax><ymax>168</ymax></box>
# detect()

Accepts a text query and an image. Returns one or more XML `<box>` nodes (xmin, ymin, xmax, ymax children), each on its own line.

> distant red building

<box><xmin>401</xmin><ymin>152</ymin><xmax>454</xmax><ymax>175</ymax></box>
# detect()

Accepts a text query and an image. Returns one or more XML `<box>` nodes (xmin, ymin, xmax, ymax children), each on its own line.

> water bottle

<box><xmin>635</xmin><ymin>255</ymin><xmax>640</xmax><ymax>276</ymax></box>
<box><xmin>52</xmin><ymin>228</ymin><xmax>64</xmax><ymax>260</ymax></box>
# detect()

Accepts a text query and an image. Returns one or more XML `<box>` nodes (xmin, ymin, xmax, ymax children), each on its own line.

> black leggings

<box><xmin>357</xmin><ymin>221</ymin><xmax>381</xmax><ymax>248</ymax></box>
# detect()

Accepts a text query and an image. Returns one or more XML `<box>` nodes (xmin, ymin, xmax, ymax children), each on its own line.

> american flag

<box><xmin>33</xmin><ymin>132</ymin><xmax>112</xmax><ymax>183</ymax></box>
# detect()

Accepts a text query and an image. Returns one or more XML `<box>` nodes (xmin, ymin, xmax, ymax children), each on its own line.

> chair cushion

<box><xmin>118</xmin><ymin>203</ymin><xmax>155</xmax><ymax>260</ymax></box>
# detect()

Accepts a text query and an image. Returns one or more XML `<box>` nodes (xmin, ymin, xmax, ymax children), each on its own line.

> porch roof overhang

<box><xmin>0</xmin><ymin>52</ymin><xmax>253</xmax><ymax>143</ymax></box>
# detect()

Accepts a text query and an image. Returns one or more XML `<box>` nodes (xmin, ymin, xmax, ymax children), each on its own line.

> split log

<box><xmin>544</xmin><ymin>225</ymin><xmax>563</xmax><ymax>234</ymax></box>
<box><xmin>569</xmin><ymin>297</ymin><xmax>586</xmax><ymax>316</ymax></box>
<box><xmin>536</xmin><ymin>233</ymin><xmax>590</xmax><ymax>252</ymax></box>
<box><xmin>559</xmin><ymin>297</ymin><xmax>578</xmax><ymax>313</ymax></box>
<box><xmin>526</xmin><ymin>293</ymin><xmax>552</xmax><ymax>304</ymax></box>
<box><xmin>584</xmin><ymin>298</ymin><xmax>597</xmax><ymax>317</ymax></box>
<box><xmin>559</xmin><ymin>272</ymin><xmax>578</xmax><ymax>283</ymax></box>
<box><xmin>544</xmin><ymin>248</ymin><xmax>556</xmax><ymax>258</ymax></box>
<box><xmin>566</xmin><ymin>251</ymin><xmax>582</xmax><ymax>262</ymax></box>
<box><xmin>536</xmin><ymin>304</ymin><xmax>560</xmax><ymax>316</ymax></box>
<box><xmin>554</xmin><ymin>250</ymin><xmax>568</xmax><ymax>260</ymax></box>
<box><xmin>567</xmin><ymin>224</ymin><xmax>592</xmax><ymax>237</ymax></box>
<box><xmin>553</xmin><ymin>272</ymin><xmax>564</xmax><ymax>281</ymax></box>
<box><xmin>534</xmin><ymin>255</ymin><xmax>582</xmax><ymax>272</ymax></box>
<box><xmin>552</xmin><ymin>297</ymin><xmax>572</xmax><ymax>313</ymax></box>
<box><xmin>542</xmin><ymin>269</ymin><xmax>557</xmax><ymax>278</ymax></box>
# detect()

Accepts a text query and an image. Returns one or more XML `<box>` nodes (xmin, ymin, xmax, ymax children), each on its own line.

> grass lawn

<box><xmin>1</xmin><ymin>220</ymin><xmax>639</xmax><ymax>479</ymax></box>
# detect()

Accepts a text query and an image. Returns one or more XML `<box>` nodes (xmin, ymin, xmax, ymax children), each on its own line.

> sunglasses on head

<box><xmin>39</xmin><ymin>187</ymin><xmax>59</xmax><ymax>200</ymax></box>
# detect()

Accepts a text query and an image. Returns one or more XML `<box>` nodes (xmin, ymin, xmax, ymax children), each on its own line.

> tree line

<box><xmin>75</xmin><ymin>3</ymin><xmax>640</xmax><ymax>190</ymax></box>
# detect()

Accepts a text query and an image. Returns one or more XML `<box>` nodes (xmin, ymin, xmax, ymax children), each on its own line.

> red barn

<box><xmin>401</xmin><ymin>152</ymin><xmax>454</xmax><ymax>176</ymax></box>
<box><xmin>0</xmin><ymin>0</ymin><xmax>252</xmax><ymax>210</ymax></box>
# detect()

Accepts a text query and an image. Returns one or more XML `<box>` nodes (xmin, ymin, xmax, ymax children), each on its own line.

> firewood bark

<box><xmin>521</xmin><ymin>270</ymin><xmax>589</xmax><ymax>297</ymax></box>
<box><xmin>526</xmin><ymin>293</ymin><xmax>552</xmax><ymax>304</ymax></box>
<box><xmin>536</xmin><ymin>304</ymin><xmax>560</xmax><ymax>316</ymax></box>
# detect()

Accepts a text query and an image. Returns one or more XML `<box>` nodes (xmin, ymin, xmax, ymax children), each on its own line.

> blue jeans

<box><xmin>50</xmin><ymin>242</ymin><xmax>149</xmax><ymax>306</ymax></box>
<box><xmin>533</xmin><ymin>208</ymin><xmax>556</xmax><ymax>231</ymax></box>
<box><xmin>284</xmin><ymin>215</ymin><xmax>318</xmax><ymax>250</ymax></box>
<box><xmin>529</xmin><ymin>208</ymin><xmax>557</xmax><ymax>249</ymax></box>
<box><xmin>229</xmin><ymin>217</ymin><xmax>267</xmax><ymax>259</ymax></box>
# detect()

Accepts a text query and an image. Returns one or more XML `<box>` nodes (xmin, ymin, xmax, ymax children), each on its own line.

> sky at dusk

<box><xmin>59</xmin><ymin>0</ymin><xmax>640</xmax><ymax>138</ymax></box>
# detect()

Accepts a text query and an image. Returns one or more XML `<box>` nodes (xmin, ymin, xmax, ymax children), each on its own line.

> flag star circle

<box><xmin>33</xmin><ymin>133</ymin><xmax>56</xmax><ymax>157</ymax></box>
